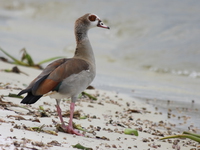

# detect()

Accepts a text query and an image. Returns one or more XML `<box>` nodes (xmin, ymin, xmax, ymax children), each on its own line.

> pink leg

<box><xmin>55</xmin><ymin>104</ymin><xmax>66</xmax><ymax>127</ymax></box>
<box><xmin>56</xmin><ymin>102</ymin><xmax>83</xmax><ymax>136</ymax></box>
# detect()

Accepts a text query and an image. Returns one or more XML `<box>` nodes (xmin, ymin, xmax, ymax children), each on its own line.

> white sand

<box><xmin>0</xmin><ymin>61</ymin><xmax>199</xmax><ymax>150</ymax></box>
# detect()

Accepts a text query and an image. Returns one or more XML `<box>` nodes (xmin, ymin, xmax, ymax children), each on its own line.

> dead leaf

<box><xmin>86</xmin><ymin>85</ymin><xmax>95</xmax><ymax>90</ymax></box>
<box><xmin>7</xmin><ymin>115</ymin><xmax>26</xmax><ymax>120</ymax></box>
<box><xmin>62</xmin><ymin>110</ymin><xmax>81</xmax><ymax>119</ymax></box>
<box><xmin>127</xmin><ymin>109</ymin><xmax>141</xmax><ymax>113</ymax></box>
<box><xmin>31</xmin><ymin>118</ymin><xmax>40</xmax><ymax>123</ymax></box>
<box><xmin>44</xmin><ymin>130</ymin><xmax>58</xmax><ymax>136</ymax></box>
<box><xmin>47</xmin><ymin>140</ymin><xmax>61</xmax><ymax>146</ymax></box>
<box><xmin>95</xmin><ymin>136</ymin><xmax>110</xmax><ymax>141</ymax></box>
<box><xmin>0</xmin><ymin>118</ymin><xmax>6</xmax><ymax>122</ymax></box>
<box><xmin>0</xmin><ymin>57</ymin><xmax>8</xmax><ymax>62</ymax></box>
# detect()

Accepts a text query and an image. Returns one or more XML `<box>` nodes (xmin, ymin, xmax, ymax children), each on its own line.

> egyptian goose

<box><xmin>18</xmin><ymin>13</ymin><xmax>109</xmax><ymax>136</ymax></box>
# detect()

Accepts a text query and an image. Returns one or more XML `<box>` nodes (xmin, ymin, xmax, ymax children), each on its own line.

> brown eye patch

<box><xmin>89</xmin><ymin>15</ymin><xmax>97</xmax><ymax>22</ymax></box>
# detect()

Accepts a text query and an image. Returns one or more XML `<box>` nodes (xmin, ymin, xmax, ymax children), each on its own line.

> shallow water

<box><xmin>0</xmin><ymin>0</ymin><xmax>200</xmax><ymax>129</ymax></box>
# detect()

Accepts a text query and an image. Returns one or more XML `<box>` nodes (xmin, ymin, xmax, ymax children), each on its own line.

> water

<box><xmin>0</xmin><ymin>0</ymin><xmax>200</xmax><ymax>129</ymax></box>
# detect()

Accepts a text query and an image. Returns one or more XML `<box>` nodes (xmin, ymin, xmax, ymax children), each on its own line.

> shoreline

<box><xmin>0</xmin><ymin>61</ymin><xmax>199</xmax><ymax>149</ymax></box>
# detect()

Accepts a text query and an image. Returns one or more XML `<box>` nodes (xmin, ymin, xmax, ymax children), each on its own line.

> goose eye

<box><xmin>89</xmin><ymin>15</ymin><xmax>97</xmax><ymax>22</ymax></box>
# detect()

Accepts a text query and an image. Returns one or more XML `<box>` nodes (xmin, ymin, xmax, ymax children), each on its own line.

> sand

<box><xmin>0</xmin><ymin>61</ymin><xmax>199</xmax><ymax>150</ymax></box>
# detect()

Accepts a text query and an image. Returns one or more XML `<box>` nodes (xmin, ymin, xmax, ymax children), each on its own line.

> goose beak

<box><xmin>97</xmin><ymin>20</ymin><xmax>110</xmax><ymax>29</ymax></box>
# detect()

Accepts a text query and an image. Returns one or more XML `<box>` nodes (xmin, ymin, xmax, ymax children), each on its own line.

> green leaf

<box><xmin>72</xmin><ymin>143</ymin><xmax>93</xmax><ymax>150</ymax></box>
<box><xmin>8</xmin><ymin>93</ymin><xmax>23</xmax><ymax>99</ymax></box>
<box><xmin>25</xmin><ymin>53</ymin><xmax>35</xmax><ymax>66</ymax></box>
<box><xmin>20</xmin><ymin>48</ymin><xmax>35</xmax><ymax>66</ymax></box>
<box><xmin>124</xmin><ymin>128</ymin><xmax>139</xmax><ymax>136</ymax></box>
<box><xmin>73</xmin><ymin>122</ymin><xmax>86</xmax><ymax>132</ymax></box>
<box><xmin>38</xmin><ymin>106</ymin><xmax>49</xmax><ymax>117</ymax></box>
<box><xmin>4</xmin><ymin>69</ymin><xmax>12</xmax><ymax>72</ymax></box>
<box><xmin>82</xmin><ymin>91</ymin><xmax>97</xmax><ymax>100</ymax></box>
<box><xmin>0</xmin><ymin>47</ymin><xmax>65</xmax><ymax>69</ymax></box>
<box><xmin>39</xmin><ymin>105</ymin><xmax>45</xmax><ymax>111</ymax></box>
<box><xmin>37</xmin><ymin>56</ymin><xmax>64</xmax><ymax>65</ymax></box>
<box><xmin>1</xmin><ymin>93</ymin><xmax>24</xmax><ymax>99</ymax></box>
<box><xmin>0</xmin><ymin>47</ymin><xmax>28</xmax><ymax>66</ymax></box>
<box><xmin>80</xmin><ymin>116</ymin><xmax>87</xmax><ymax>119</ymax></box>
<box><xmin>160</xmin><ymin>134</ymin><xmax>200</xmax><ymax>143</ymax></box>
<box><xmin>183</xmin><ymin>131</ymin><xmax>200</xmax><ymax>138</ymax></box>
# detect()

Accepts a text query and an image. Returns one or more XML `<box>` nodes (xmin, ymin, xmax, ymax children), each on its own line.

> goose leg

<box><xmin>55</xmin><ymin>99</ymin><xmax>83</xmax><ymax>136</ymax></box>
<box><xmin>55</xmin><ymin>99</ymin><xmax>65</xmax><ymax>127</ymax></box>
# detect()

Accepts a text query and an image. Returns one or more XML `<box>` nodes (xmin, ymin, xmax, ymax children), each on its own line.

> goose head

<box><xmin>75</xmin><ymin>13</ymin><xmax>110</xmax><ymax>33</ymax></box>
<box><xmin>88</xmin><ymin>13</ymin><xmax>110</xmax><ymax>29</ymax></box>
